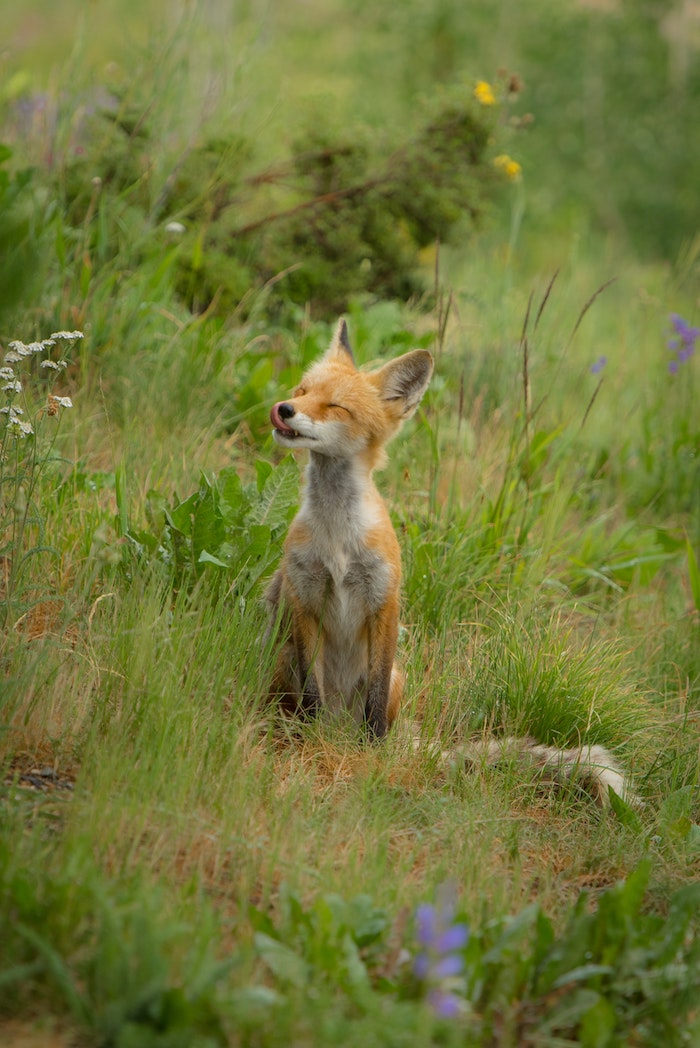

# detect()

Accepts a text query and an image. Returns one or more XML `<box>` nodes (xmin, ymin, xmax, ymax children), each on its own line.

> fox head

<box><xmin>270</xmin><ymin>319</ymin><xmax>433</xmax><ymax>467</ymax></box>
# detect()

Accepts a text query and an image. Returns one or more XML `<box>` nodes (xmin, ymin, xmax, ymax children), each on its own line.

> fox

<box><xmin>266</xmin><ymin>317</ymin><xmax>433</xmax><ymax>737</ymax></box>
<box><xmin>265</xmin><ymin>319</ymin><xmax>637</xmax><ymax>807</ymax></box>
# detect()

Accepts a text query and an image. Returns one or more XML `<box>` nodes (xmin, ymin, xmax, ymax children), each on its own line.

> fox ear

<box><xmin>376</xmin><ymin>349</ymin><xmax>433</xmax><ymax>417</ymax></box>
<box><xmin>326</xmin><ymin>318</ymin><xmax>356</xmax><ymax>366</ymax></box>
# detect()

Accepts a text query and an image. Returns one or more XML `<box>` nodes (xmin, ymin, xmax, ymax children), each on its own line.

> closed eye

<box><xmin>328</xmin><ymin>403</ymin><xmax>352</xmax><ymax>416</ymax></box>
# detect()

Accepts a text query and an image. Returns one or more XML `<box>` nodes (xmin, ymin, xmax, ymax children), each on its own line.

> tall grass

<box><xmin>1</xmin><ymin>1</ymin><xmax>699</xmax><ymax>1044</ymax></box>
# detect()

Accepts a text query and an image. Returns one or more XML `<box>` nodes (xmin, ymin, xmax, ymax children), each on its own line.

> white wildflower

<box><xmin>165</xmin><ymin>220</ymin><xmax>186</xmax><ymax>235</ymax></box>
<box><xmin>4</xmin><ymin>351</ymin><xmax>23</xmax><ymax>364</ymax></box>
<box><xmin>52</xmin><ymin>396</ymin><xmax>73</xmax><ymax>409</ymax></box>
<box><xmin>7</xmin><ymin>416</ymin><xmax>33</xmax><ymax>436</ymax></box>
<box><xmin>40</xmin><ymin>360</ymin><xmax>60</xmax><ymax>370</ymax></box>
<box><xmin>0</xmin><ymin>404</ymin><xmax>24</xmax><ymax>416</ymax></box>
<box><xmin>2</xmin><ymin>380</ymin><xmax>22</xmax><ymax>394</ymax></box>
<box><xmin>7</xmin><ymin>341</ymin><xmax>33</xmax><ymax>357</ymax></box>
<box><xmin>0</xmin><ymin>367</ymin><xmax>15</xmax><ymax>381</ymax></box>
<box><xmin>49</xmin><ymin>330</ymin><xmax>83</xmax><ymax>341</ymax></box>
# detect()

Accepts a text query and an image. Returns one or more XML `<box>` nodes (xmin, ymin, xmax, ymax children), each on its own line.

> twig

<box><xmin>231</xmin><ymin>176</ymin><xmax>386</xmax><ymax>238</ymax></box>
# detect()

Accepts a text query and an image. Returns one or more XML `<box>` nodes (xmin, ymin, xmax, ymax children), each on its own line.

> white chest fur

<box><xmin>285</xmin><ymin>454</ymin><xmax>395</xmax><ymax>719</ymax></box>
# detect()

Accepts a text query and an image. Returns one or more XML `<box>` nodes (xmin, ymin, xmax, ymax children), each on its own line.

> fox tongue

<box><xmin>270</xmin><ymin>404</ymin><xmax>296</xmax><ymax>436</ymax></box>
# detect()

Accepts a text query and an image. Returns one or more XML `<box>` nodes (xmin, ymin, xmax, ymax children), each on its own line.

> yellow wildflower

<box><xmin>474</xmin><ymin>80</ymin><xmax>496</xmax><ymax>106</ymax></box>
<box><xmin>494</xmin><ymin>154</ymin><xmax>522</xmax><ymax>182</ymax></box>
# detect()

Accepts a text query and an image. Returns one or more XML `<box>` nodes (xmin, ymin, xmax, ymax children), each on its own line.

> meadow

<box><xmin>1</xmin><ymin>1</ymin><xmax>699</xmax><ymax>1045</ymax></box>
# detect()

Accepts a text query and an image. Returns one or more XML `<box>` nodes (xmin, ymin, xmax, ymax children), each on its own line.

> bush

<box><xmin>52</xmin><ymin>81</ymin><xmax>511</xmax><ymax>320</ymax></box>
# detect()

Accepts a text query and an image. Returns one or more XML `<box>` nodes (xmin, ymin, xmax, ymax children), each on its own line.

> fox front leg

<box><xmin>364</xmin><ymin>598</ymin><xmax>400</xmax><ymax>738</ymax></box>
<box><xmin>291</xmin><ymin>607</ymin><xmax>323</xmax><ymax>719</ymax></box>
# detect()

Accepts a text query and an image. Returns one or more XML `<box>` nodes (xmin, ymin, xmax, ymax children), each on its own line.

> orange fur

<box><xmin>266</xmin><ymin>318</ymin><xmax>433</xmax><ymax>737</ymax></box>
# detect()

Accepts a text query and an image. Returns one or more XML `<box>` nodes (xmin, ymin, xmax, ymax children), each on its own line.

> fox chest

<box><xmin>285</xmin><ymin>542</ymin><xmax>393</xmax><ymax>628</ymax></box>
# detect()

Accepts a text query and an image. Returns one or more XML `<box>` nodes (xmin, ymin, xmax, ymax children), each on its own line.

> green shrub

<box><xmin>52</xmin><ymin>81</ymin><xmax>509</xmax><ymax>321</ymax></box>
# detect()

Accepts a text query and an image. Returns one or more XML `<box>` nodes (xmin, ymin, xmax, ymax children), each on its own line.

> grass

<box><xmin>1</xmin><ymin>1</ymin><xmax>700</xmax><ymax>1045</ymax></box>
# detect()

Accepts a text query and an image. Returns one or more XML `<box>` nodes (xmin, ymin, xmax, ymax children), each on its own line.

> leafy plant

<box><xmin>445</xmin><ymin>860</ymin><xmax>700</xmax><ymax>1044</ymax></box>
<box><xmin>241</xmin><ymin>866</ymin><xmax>700</xmax><ymax>1044</ymax></box>
<box><xmin>119</xmin><ymin>458</ymin><xmax>298</xmax><ymax>597</ymax></box>
<box><xmin>250</xmin><ymin>885</ymin><xmax>391</xmax><ymax>1005</ymax></box>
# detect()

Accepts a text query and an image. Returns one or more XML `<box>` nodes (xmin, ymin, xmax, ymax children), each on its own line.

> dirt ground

<box><xmin>0</xmin><ymin>1020</ymin><xmax>83</xmax><ymax>1048</ymax></box>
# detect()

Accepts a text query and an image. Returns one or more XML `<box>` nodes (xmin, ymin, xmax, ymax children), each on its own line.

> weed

<box><xmin>119</xmin><ymin>457</ymin><xmax>298</xmax><ymax>599</ymax></box>
<box><xmin>0</xmin><ymin>330</ymin><xmax>81</xmax><ymax>628</ymax></box>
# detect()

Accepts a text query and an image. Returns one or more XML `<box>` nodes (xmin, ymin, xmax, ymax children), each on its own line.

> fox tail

<box><xmin>414</xmin><ymin>733</ymin><xmax>640</xmax><ymax>808</ymax></box>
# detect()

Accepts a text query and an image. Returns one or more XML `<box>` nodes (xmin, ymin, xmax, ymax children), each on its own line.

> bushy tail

<box><xmin>413</xmin><ymin>732</ymin><xmax>639</xmax><ymax>808</ymax></box>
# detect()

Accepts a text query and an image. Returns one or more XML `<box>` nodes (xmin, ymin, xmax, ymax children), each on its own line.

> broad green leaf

<box><xmin>198</xmin><ymin>549</ymin><xmax>229</xmax><ymax>568</ymax></box>
<box><xmin>255</xmin><ymin>458</ymin><xmax>273</xmax><ymax>493</ymax></box>
<box><xmin>339</xmin><ymin>931</ymin><xmax>370</xmax><ymax>993</ymax></box>
<box><xmin>551</xmin><ymin>962</ymin><xmax>614</xmax><ymax>990</ymax></box>
<box><xmin>250</xmin><ymin>458</ymin><xmax>299</xmax><ymax>530</ymax></box>
<box><xmin>231</xmin><ymin>985</ymin><xmax>283</xmax><ymax>1016</ymax></box>
<box><xmin>580</xmin><ymin>995</ymin><xmax>617</xmax><ymax>1047</ymax></box>
<box><xmin>254</xmin><ymin>932</ymin><xmax>308</xmax><ymax>988</ymax></box>
<box><xmin>192</xmin><ymin>493</ymin><xmax>225</xmax><ymax>565</ymax></box>
<box><xmin>215</xmin><ymin>468</ymin><xmax>245</xmax><ymax>526</ymax></box>
<box><xmin>167</xmin><ymin>491</ymin><xmax>200</xmax><ymax>535</ymax></box>
<box><xmin>346</xmin><ymin>894</ymin><xmax>390</xmax><ymax>946</ymax></box>
<box><xmin>608</xmin><ymin>787</ymin><xmax>643</xmax><ymax>833</ymax></box>
<box><xmin>612</xmin><ymin>858</ymin><xmax>651</xmax><ymax>921</ymax></box>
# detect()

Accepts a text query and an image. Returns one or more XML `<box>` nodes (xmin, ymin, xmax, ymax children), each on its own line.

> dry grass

<box><xmin>0</xmin><ymin>1019</ymin><xmax>84</xmax><ymax>1048</ymax></box>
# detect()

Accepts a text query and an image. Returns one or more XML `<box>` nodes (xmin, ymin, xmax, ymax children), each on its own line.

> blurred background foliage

<box><xmin>341</xmin><ymin>0</ymin><xmax>700</xmax><ymax>259</ymax></box>
<box><xmin>2</xmin><ymin>0</ymin><xmax>700</xmax><ymax>325</ymax></box>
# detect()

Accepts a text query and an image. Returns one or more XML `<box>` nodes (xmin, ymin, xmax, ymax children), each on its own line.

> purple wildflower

<box><xmin>429</xmin><ymin>988</ymin><xmax>463</xmax><ymax>1019</ymax></box>
<box><xmin>436</xmin><ymin>924</ymin><xmax>470</xmax><ymax>953</ymax></box>
<box><xmin>412</xmin><ymin>884</ymin><xmax>469</xmax><ymax>1019</ymax></box>
<box><xmin>415</xmin><ymin>902</ymin><xmax>438</xmax><ymax>947</ymax></box>
<box><xmin>670</xmin><ymin>314</ymin><xmax>700</xmax><ymax>342</ymax></box>
<box><xmin>667</xmin><ymin>314</ymin><xmax>698</xmax><ymax>373</ymax></box>
<box><xmin>590</xmin><ymin>355</ymin><xmax>607</xmax><ymax>375</ymax></box>
<box><xmin>433</xmin><ymin>954</ymin><xmax>464</xmax><ymax>979</ymax></box>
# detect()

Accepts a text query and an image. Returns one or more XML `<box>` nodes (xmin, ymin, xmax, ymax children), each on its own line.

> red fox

<box><xmin>266</xmin><ymin>317</ymin><xmax>433</xmax><ymax>737</ymax></box>
<box><xmin>266</xmin><ymin>319</ymin><xmax>637</xmax><ymax>806</ymax></box>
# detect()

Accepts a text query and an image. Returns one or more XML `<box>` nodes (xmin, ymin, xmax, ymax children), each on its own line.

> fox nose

<box><xmin>270</xmin><ymin>401</ymin><xmax>295</xmax><ymax>430</ymax></box>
